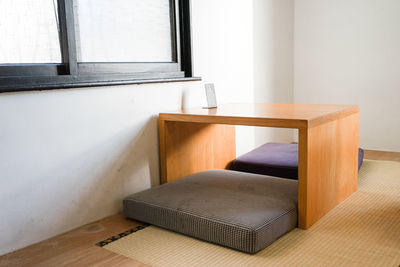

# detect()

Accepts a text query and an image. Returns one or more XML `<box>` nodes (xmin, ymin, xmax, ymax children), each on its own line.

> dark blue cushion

<box><xmin>230</xmin><ymin>143</ymin><xmax>364</xmax><ymax>180</ymax></box>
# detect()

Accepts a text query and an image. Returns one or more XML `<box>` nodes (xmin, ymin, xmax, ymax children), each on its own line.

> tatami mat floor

<box><xmin>102</xmin><ymin>160</ymin><xmax>400</xmax><ymax>266</ymax></box>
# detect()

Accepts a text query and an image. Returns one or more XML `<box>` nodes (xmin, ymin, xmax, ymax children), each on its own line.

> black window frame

<box><xmin>0</xmin><ymin>0</ymin><xmax>199</xmax><ymax>93</ymax></box>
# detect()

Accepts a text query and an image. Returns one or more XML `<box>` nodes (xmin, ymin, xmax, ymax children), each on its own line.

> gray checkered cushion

<box><xmin>123</xmin><ymin>170</ymin><xmax>297</xmax><ymax>254</ymax></box>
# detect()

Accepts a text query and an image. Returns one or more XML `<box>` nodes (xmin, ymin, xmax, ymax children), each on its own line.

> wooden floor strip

<box><xmin>0</xmin><ymin>215</ymin><xmax>148</xmax><ymax>267</ymax></box>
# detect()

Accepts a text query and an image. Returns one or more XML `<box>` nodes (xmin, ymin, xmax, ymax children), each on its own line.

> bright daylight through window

<box><xmin>0</xmin><ymin>0</ymin><xmax>61</xmax><ymax>64</ymax></box>
<box><xmin>0</xmin><ymin>0</ymin><xmax>195</xmax><ymax>93</ymax></box>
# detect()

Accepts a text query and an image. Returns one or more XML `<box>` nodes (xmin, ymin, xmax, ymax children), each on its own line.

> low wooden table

<box><xmin>159</xmin><ymin>103</ymin><xmax>359</xmax><ymax>229</ymax></box>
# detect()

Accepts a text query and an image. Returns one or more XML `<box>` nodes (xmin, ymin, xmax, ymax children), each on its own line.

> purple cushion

<box><xmin>358</xmin><ymin>148</ymin><xmax>364</xmax><ymax>170</ymax></box>
<box><xmin>231</xmin><ymin>143</ymin><xmax>364</xmax><ymax>180</ymax></box>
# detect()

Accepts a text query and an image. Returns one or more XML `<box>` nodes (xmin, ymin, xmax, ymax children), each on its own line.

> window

<box><xmin>0</xmin><ymin>0</ymin><xmax>197</xmax><ymax>93</ymax></box>
<box><xmin>76</xmin><ymin>0</ymin><xmax>173</xmax><ymax>62</ymax></box>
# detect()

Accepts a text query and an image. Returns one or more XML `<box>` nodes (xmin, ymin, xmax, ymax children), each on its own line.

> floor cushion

<box><xmin>124</xmin><ymin>170</ymin><xmax>298</xmax><ymax>254</ymax></box>
<box><xmin>230</xmin><ymin>142</ymin><xmax>364</xmax><ymax>180</ymax></box>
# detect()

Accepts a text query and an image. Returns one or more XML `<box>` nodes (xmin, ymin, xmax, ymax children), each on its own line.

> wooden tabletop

<box><xmin>159</xmin><ymin>103</ymin><xmax>359</xmax><ymax>128</ymax></box>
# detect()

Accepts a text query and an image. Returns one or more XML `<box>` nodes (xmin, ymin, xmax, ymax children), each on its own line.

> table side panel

<box><xmin>298</xmin><ymin>111</ymin><xmax>359</xmax><ymax>229</ymax></box>
<box><xmin>160</xmin><ymin>121</ymin><xmax>236</xmax><ymax>183</ymax></box>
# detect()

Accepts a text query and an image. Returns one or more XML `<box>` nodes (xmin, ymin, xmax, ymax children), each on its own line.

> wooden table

<box><xmin>159</xmin><ymin>103</ymin><xmax>359</xmax><ymax>229</ymax></box>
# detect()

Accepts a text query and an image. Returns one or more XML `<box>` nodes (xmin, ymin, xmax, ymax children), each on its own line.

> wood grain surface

<box><xmin>159</xmin><ymin>103</ymin><xmax>360</xmax><ymax>229</ymax></box>
<box><xmin>160</xmin><ymin>121</ymin><xmax>235</xmax><ymax>183</ymax></box>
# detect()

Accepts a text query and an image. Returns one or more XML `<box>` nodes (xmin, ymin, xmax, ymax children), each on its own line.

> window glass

<box><xmin>0</xmin><ymin>0</ymin><xmax>61</xmax><ymax>64</ymax></box>
<box><xmin>75</xmin><ymin>0</ymin><xmax>173</xmax><ymax>63</ymax></box>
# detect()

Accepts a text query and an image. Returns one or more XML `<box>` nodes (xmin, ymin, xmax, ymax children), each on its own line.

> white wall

<box><xmin>0</xmin><ymin>0</ymin><xmax>254</xmax><ymax>255</ymax></box>
<box><xmin>192</xmin><ymin>0</ymin><xmax>254</xmax><ymax>156</ymax></box>
<box><xmin>294</xmin><ymin>0</ymin><xmax>400</xmax><ymax>152</ymax></box>
<box><xmin>253</xmin><ymin>0</ymin><xmax>295</xmax><ymax>147</ymax></box>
